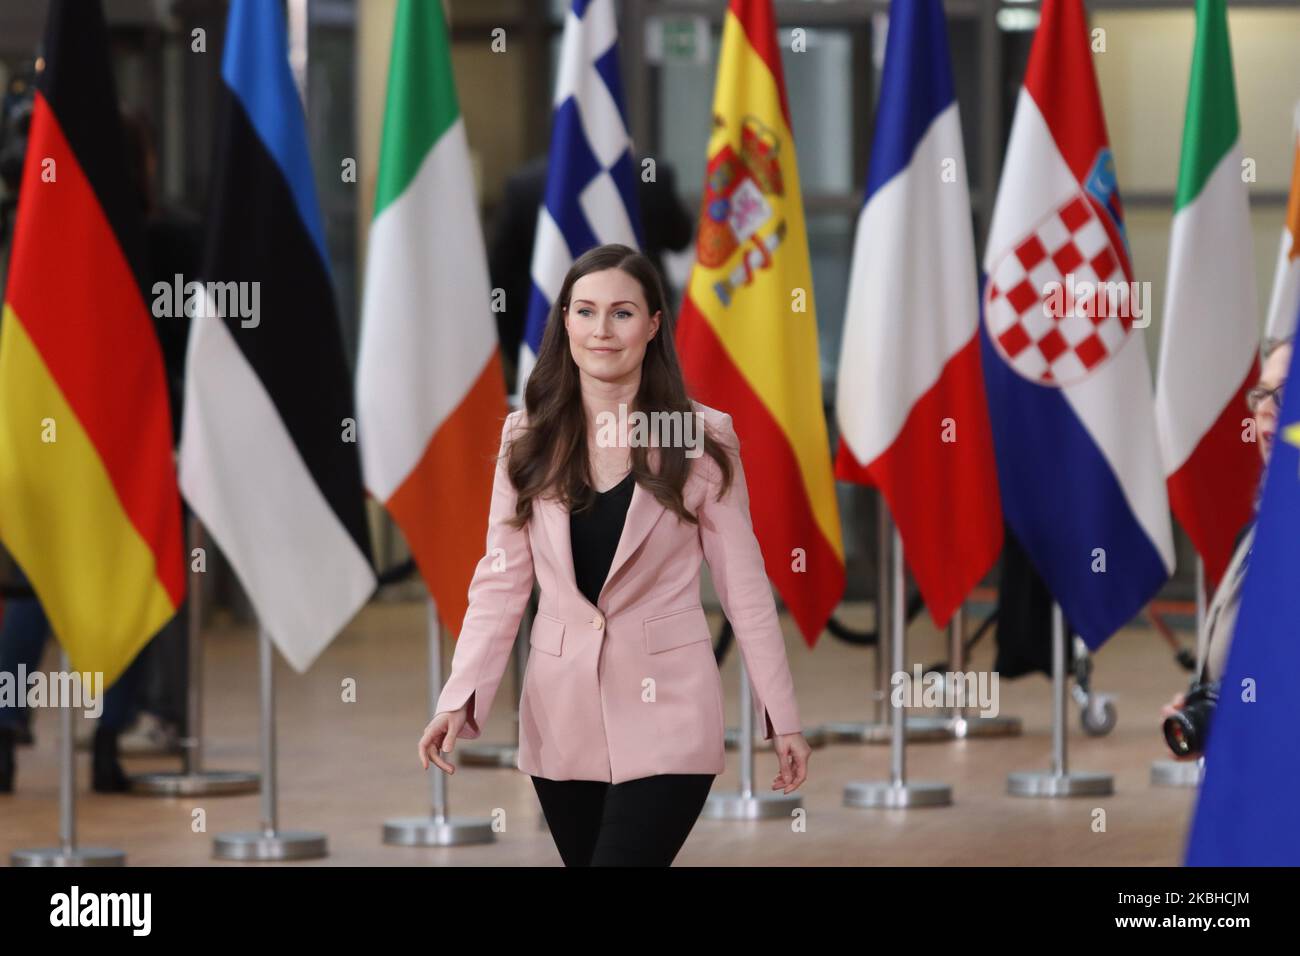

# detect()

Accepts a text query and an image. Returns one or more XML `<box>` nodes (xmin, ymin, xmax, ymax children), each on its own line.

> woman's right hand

<box><xmin>418</xmin><ymin>707</ymin><xmax>468</xmax><ymax>774</ymax></box>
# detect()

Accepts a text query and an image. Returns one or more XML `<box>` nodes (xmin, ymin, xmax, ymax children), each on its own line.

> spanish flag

<box><xmin>676</xmin><ymin>0</ymin><xmax>844</xmax><ymax>645</ymax></box>
<box><xmin>0</xmin><ymin>0</ymin><xmax>184</xmax><ymax>686</ymax></box>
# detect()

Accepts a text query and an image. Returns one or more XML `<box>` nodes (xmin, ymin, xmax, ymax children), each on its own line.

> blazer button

<box><xmin>591</xmin><ymin>614</ymin><xmax>605</xmax><ymax>630</ymax></box>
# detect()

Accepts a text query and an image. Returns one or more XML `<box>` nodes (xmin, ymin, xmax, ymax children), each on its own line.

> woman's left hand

<box><xmin>771</xmin><ymin>732</ymin><xmax>810</xmax><ymax>794</ymax></box>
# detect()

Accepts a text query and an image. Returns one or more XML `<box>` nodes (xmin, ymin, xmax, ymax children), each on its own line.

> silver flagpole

<box><xmin>384</xmin><ymin>597</ymin><xmax>495</xmax><ymax>846</ymax></box>
<box><xmin>944</xmin><ymin>603</ymin><xmax>1021</xmax><ymax>738</ymax></box>
<box><xmin>1008</xmin><ymin>601</ymin><xmax>1112</xmax><ymax>797</ymax></box>
<box><xmin>704</xmin><ymin>655</ymin><xmax>801</xmax><ymax>819</ymax></box>
<box><xmin>1152</xmin><ymin>558</ymin><xmax>1205</xmax><ymax>787</ymax></box>
<box><xmin>213</xmin><ymin>0</ymin><xmax>322</xmax><ymax>860</ymax></box>
<box><xmin>213</xmin><ymin>625</ymin><xmax>326</xmax><ymax>859</ymax></box>
<box><xmin>860</xmin><ymin>504</ymin><xmax>954</xmax><ymax>744</ymax></box>
<box><xmin>825</xmin><ymin>493</ymin><xmax>892</xmax><ymax>743</ymax></box>
<box><xmin>133</xmin><ymin>515</ymin><xmax>259</xmax><ymax>795</ymax></box>
<box><xmin>844</xmin><ymin>528</ymin><xmax>951</xmax><ymax>808</ymax></box>
<box><xmin>12</xmin><ymin>650</ymin><xmax>124</xmax><ymax>865</ymax></box>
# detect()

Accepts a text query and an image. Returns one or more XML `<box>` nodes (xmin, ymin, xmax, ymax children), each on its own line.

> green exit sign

<box><xmin>647</xmin><ymin>15</ymin><xmax>709</xmax><ymax>65</ymax></box>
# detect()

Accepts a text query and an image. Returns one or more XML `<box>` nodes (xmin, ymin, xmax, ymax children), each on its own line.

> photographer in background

<box><xmin>1161</xmin><ymin>335</ymin><xmax>1293</xmax><ymax>758</ymax></box>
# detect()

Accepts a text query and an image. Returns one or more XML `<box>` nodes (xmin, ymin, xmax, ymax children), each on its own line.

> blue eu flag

<box><xmin>1185</xmin><ymin>338</ymin><xmax>1300</xmax><ymax>865</ymax></box>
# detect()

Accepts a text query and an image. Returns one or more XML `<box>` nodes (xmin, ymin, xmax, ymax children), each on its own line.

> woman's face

<box><xmin>1255</xmin><ymin>343</ymin><xmax>1291</xmax><ymax>461</ymax></box>
<box><xmin>564</xmin><ymin>267</ymin><xmax>661</xmax><ymax>389</ymax></box>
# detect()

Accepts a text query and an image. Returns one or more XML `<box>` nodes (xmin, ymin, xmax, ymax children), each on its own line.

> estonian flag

<box><xmin>179</xmin><ymin>0</ymin><xmax>375</xmax><ymax>672</ymax></box>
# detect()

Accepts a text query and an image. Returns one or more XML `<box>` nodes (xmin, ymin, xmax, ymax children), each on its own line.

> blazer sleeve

<box><xmin>432</xmin><ymin>412</ymin><xmax>535</xmax><ymax>739</ymax></box>
<box><xmin>698</xmin><ymin>412</ymin><xmax>803</xmax><ymax>740</ymax></box>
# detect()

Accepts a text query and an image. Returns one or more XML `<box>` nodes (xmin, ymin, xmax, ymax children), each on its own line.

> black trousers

<box><xmin>531</xmin><ymin>772</ymin><xmax>715</xmax><ymax>866</ymax></box>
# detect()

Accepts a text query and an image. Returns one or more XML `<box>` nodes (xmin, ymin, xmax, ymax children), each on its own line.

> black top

<box><xmin>570</xmin><ymin>471</ymin><xmax>635</xmax><ymax>608</ymax></box>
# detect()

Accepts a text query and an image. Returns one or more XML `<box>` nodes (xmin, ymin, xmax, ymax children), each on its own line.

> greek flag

<box><xmin>515</xmin><ymin>0</ymin><xmax>645</xmax><ymax>396</ymax></box>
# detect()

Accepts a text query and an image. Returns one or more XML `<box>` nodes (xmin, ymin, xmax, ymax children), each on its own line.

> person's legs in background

<box><xmin>138</xmin><ymin>599</ymin><xmax>188</xmax><ymax>746</ymax></box>
<box><xmin>531</xmin><ymin>775</ymin><xmax>609</xmax><ymax>867</ymax></box>
<box><xmin>0</xmin><ymin>573</ymin><xmax>51</xmax><ymax>792</ymax></box>
<box><xmin>93</xmin><ymin>650</ymin><xmax>149</xmax><ymax>793</ymax></box>
<box><xmin>588</xmin><ymin>773</ymin><xmax>716</xmax><ymax>867</ymax></box>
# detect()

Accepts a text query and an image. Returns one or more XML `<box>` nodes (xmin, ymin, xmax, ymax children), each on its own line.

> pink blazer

<box><xmin>434</xmin><ymin>401</ymin><xmax>803</xmax><ymax>783</ymax></box>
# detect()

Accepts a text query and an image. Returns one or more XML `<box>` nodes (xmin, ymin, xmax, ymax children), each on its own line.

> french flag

<box><xmin>980</xmin><ymin>0</ymin><xmax>1174</xmax><ymax>649</ymax></box>
<box><xmin>834</xmin><ymin>0</ymin><xmax>1003</xmax><ymax>629</ymax></box>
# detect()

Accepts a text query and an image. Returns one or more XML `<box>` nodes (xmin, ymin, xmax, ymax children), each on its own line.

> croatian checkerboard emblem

<box><xmin>984</xmin><ymin>192</ymin><xmax>1134</xmax><ymax>387</ymax></box>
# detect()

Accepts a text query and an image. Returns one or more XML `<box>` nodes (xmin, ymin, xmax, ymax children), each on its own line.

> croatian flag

<box><xmin>834</xmin><ymin>0</ymin><xmax>1002</xmax><ymax>628</ymax></box>
<box><xmin>516</xmin><ymin>0</ymin><xmax>644</xmax><ymax>396</ymax></box>
<box><xmin>980</xmin><ymin>0</ymin><xmax>1173</xmax><ymax>649</ymax></box>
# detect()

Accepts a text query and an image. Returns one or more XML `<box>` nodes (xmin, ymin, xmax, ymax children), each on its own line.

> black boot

<box><xmin>92</xmin><ymin>724</ymin><xmax>130</xmax><ymax>793</ymax></box>
<box><xmin>0</xmin><ymin>725</ymin><xmax>14</xmax><ymax>792</ymax></box>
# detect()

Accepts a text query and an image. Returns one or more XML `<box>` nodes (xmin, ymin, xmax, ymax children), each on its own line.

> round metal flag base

<box><xmin>1007</xmin><ymin>770</ymin><xmax>1113</xmax><ymax>797</ymax></box>
<box><xmin>863</xmin><ymin>715</ymin><xmax>957</xmax><ymax>743</ymax></box>
<box><xmin>130</xmin><ymin>769</ymin><xmax>260</xmax><ymax>796</ymax></box>
<box><xmin>11</xmin><ymin>846</ymin><xmax>126</xmax><ymax>867</ymax></box>
<box><xmin>1150</xmin><ymin>758</ymin><xmax>1203</xmax><ymax>788</ymax></box>
<box><xmin>382</xmin><ymin>816</ymin><xmax>497</xmax><ymax>847</ymax></box>
<box><xmin>947</xmin><ymin>714</ymin><xmax>1023</xmax><ymax>738</ymax></box>
<box><xmin>701</xmin><ymin>790</ymin><xmax>802</xmax><ymax>820</ymax></box>
<box><xmin>213</xmin><ymin>829</ymin><xmax>327</xmax><ymax>861</ymax></box>
<box><xmin>843</xmin><ymin>780</ymin><xmax>952</xmax><ymax>808</ymax></box>
<box><xmin>723</xmin><ymin>725</ymin><xmax>828</xmax><ymax>750</ymax></box>
<box><xmin>458</xmin><ymin>743</ymin><xmax>519</xmax><ymax>767</ymax></box>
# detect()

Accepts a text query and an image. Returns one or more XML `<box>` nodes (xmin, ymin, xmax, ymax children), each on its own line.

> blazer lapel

<box><xmin>539</xmin><ymin>469</ymin><xmax>667</xmax><ymax>609</ymax></box>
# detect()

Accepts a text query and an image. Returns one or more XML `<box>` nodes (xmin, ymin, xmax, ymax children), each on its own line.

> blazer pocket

<box><xmin>529</xmin><ymin>611</ymin><xmax>565</xmax><ymax>656</ymax></box>
<box><xmin>643</xmin><ymin>605</ymin><xmax>711</xmax><ymax>654</ymax></box>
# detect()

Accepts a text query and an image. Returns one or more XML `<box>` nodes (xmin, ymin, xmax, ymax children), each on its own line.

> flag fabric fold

<box><xmin>834</xmin><ymin>0</ymin><xmax>1003</xmax><ymax>628</ymax></box>
<box><xmin>1155</xmin><ymin>0</ymin><xmax>1260</xmax><ymax>590</ymax></box>
<box><xmin>980</xmin><ymin>0</ymin><xmax>1173</xmax><ymax>649</ymax></box>
<box><xmin>0</xmin><ymin>0</ymin><xmax>184</xmax><ymax>686</ymax></box>
<box><xmin>676</xmin><ymin>0</ymin><xmax>845</xmax><ymax>645</ymax></box>
<box><xmin>179</xmin><ymin>0</ymin><xmax>374</xmax><ymax>673</ymax></box>
<box><xmin>357</xmin><ymin>0</ymin><xmax>508</xmax><ymax>639</ymax></box>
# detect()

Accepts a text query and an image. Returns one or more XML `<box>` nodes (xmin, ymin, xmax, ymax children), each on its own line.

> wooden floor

<box><xmin>0</xmin><ymin>599</ymin><xmax>1199</xmax><ymax>866</ymax></box>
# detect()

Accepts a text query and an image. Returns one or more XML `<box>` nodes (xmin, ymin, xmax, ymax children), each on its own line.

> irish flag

<box><xmin>1155</xmin><ymin>0</ymin><xmax>1259</xmax><ymax>589</ymax></box>
<box><xmin>1264</xmin><ymin>103</ymin><xmax>1300</xmax><ymax>341</ymax></box>
<box><xmin>676</xmin><ymin>0</ymin><xmax>845</xmax><ymax>645</ymax></box>
<box><xmin>0</xmin><ymin>0</ymin><xmax>184</xmax><ymax>686</ymax></box>
<box><xmin>357</xmin><ymin>0</ymin><xmax>508</xmax><ymax>638</ymax></box>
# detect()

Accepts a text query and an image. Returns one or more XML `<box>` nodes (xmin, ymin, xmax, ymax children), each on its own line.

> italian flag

<box><xmin>357</xmin><ymin>0</ymin><xmax>508</xmax><ymax>637</ymax></box>
<box><xmin>1155</xmin><ymin>0</ymin><xmax>1260</xmax><ymax>588</ymax></box>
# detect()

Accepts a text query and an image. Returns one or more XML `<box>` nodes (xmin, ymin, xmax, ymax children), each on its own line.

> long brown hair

<box><xmin>504</xmin><ymin>243</ymin><xmax>733</xmax><ymax>529</ymax></box>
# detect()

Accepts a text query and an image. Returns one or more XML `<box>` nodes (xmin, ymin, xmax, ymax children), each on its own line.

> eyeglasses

<box><xmin>1246</xmin><ymin>383</ymin><xmax>1285</xmax><ymax>413</ymax></box>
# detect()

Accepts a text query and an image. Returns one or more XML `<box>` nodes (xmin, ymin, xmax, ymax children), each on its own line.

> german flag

<box><xmin>676</xmin><ymin>0</ymin><xmax>845</xmax><ymax>645</ymax></box>
<box><xmin>0</xmin><ymin>0</ymin><xmax>184</xmax><ymax>687</ymax></box>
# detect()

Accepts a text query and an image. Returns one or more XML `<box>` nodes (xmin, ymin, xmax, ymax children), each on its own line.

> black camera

<box><xmin>1162</xmin><ymin>681</ymin><xmax>1219</xmax><ymax>758</ymax></box>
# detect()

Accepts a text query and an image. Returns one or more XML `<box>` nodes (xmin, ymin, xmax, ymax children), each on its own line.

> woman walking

<box><xmin>418</xmin><ymin>243</ymin><xmax>810</xmax><ymax>866</ymax></box>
